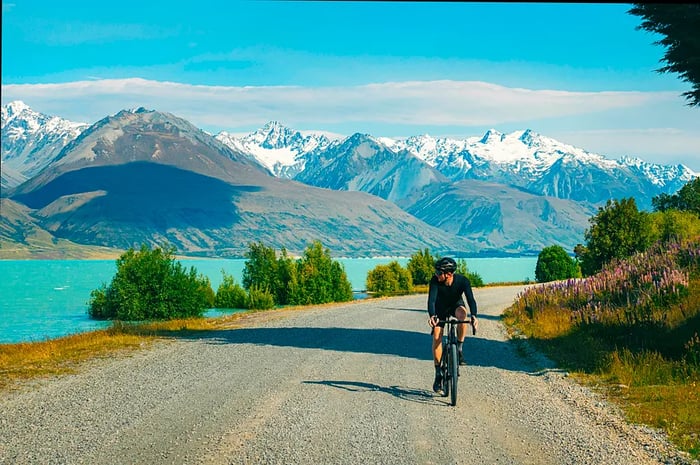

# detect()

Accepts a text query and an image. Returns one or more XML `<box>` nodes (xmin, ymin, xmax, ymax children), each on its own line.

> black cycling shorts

<box><xmin>434</xmin><ymin>300</ymin><xmax>467</xmax><ymax>327</ymax></box>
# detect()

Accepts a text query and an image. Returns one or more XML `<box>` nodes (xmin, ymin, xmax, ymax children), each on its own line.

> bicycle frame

<box><xmin>437</xmin><ymin>316</ymin><xmax>475</xmax><ymax>406</ymax></box>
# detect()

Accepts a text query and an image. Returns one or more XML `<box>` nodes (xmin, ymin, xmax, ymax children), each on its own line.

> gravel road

<box><xmin>1</xmin><ymin>285</ymin><xmax>696</xmax><ymax>465</ymax></box>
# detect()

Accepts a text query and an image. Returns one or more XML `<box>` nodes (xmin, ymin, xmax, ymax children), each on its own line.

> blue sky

<box><xmin>2</xmin><ymin>1</ymin><xmax>699</xmax><ymax>170</ymax></box>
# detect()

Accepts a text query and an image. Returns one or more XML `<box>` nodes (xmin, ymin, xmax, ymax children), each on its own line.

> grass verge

<box><xmin>502</xmin><ymin>278</ymin><xmax>700</xmax><ymax>460</ymax></box>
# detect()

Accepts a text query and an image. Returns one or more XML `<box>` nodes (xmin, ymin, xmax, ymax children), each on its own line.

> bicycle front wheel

<box><xmin>449</xmin><ymin>343</ymin><xmax>458</xmax><ymax>406</ymax></box>
<box><xmin>441</xmin><ymin>346</ymin><xmax>449</xmax><ymax>398</ymax></box>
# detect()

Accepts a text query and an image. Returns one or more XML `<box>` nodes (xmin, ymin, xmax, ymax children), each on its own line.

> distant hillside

<box><xmin>4</xmin><ymin>108</ymin><xmax>475</xmax><ymax>258</ymax></box>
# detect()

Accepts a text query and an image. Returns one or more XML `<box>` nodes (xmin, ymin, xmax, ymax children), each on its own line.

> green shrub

<box><xmin>578</xmin><ymin>198</ymin><xmax>654</xmax><ymax>276</ymax></box>
<box><xmin>535</xmin><ymin>245</ymin><xmax>581</xmax><ymax>283</ymax></box>
<box><xmin>242</xmin><ymin>242</ymin><xmax>279</xmax><ymax>293</ymax></box>
<box><xmin>214</xmin><ymin>271</ymin><xmax>247</xmax><ymax>309</ymax></box>
<box><xmin>88</xmin><ymin>244</ymin><xmax>212</xmax><ymax>320</ymax></box>
<box><xmin>407</xmin><ymin>248</ymin><xmax>436</xmax><ymax>285</ymax></box>
<box><xmin>366</xmin><ymin>261</ymin><xmax>413</xmax><ymax>296</ymax></box>
<box><xmin>287</xmin><ymin>241</ymin><xmax>353</xmax><ymax>305</ymax></box>
<box><xmin>246</xmin><ymin>284</ymin><xmax>275</xmax><ymax>310</ymax></box>
<box><xmin>242</xmin><ymin>241</ymin><xmax>352</xmax><ymax>306</ymax></box>
<box><xmin>649</xmin><ymin>209</ymin><xmax>700</xmax><ymax>244</ymax></box>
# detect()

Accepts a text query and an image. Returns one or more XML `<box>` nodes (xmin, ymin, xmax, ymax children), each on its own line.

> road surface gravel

<box><xmin>0</xmin><ymin>285</ymin><xmax>696</xmax><ymax>465</ymax></box>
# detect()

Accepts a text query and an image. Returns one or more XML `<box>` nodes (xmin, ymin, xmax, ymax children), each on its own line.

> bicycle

<box><xmin>437</xmin><ymin>316</ymin><xmax>476</xmax><ymax>406</ymax></box>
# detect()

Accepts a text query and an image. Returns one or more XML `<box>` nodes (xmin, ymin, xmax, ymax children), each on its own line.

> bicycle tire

<box><xmin>441</xmin><ymin>342</ymin><xmax>449</xmax><ymax>397</ymax></box>
<box><xmin>449</xmin><ymin>343</ymin><xmax>458</xmax><ymax>406</ymax></box>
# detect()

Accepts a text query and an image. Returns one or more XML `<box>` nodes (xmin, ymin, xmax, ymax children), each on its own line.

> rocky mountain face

<box><xmin>213</xmin><ymin>121</ymin><xmax>695</xmax><ymax>254</ymax></box>
<box><xmin>2</xmin><ymin>106</ymin><xmax>472</xmax><ymax>257</ymax></box>
<box><xmin>1</xmin><ymin>101</ymin><xmax>88</xmax><ymax>189</ymax></box>
<box><xmin>2</xmin><ymin>101</ymin><xmax>696</xmax><ymax>257</ymax></box>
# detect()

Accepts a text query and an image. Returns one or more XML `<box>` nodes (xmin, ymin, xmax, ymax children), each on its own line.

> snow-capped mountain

<box><xmin>216</xmin><ymin>121</ymin><xmax>333</xmax><ymax>178</ymax></box>
<box><xmin>293</xmin><ymin>133</ymin><xmax>447</xmax><ymax>203</ymax></box>
<box><xmin>3</xmin><ymin>102</ymin><xmax>698</xmax><ymax>256</ymax></box>
<box><xmin>1</xmin><ymin>101</ymin><xmax>88</xmax><ymax>189</ymax></box>
<box><xmin>389</xmin><ymin>128</ymin><xmax>695</xmax><ymax>201</ymax></box>
<box><xmin>216</xmin><ymin>123</ymin><xmax>695</xmax><ymax>210</ymax></box>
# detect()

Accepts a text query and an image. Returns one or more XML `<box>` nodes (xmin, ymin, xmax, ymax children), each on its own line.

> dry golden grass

<box><xmin>0</xmin><ymin>299</ymin><xmax>369</xmax><ymax>393</ymax></box>
<box><xmin>0</xmin><ymin>329</ymin><xmax>151</xmax><ymax>391</ymax></box>
<box><xmin>503</xmin><ymin>297</ymin><xmax>700</xmax><ymax>459</ymax></box>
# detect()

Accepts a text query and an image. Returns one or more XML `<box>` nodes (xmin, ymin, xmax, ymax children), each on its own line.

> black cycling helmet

<box><xmin>435</xmin><ymin>257</ymin><xmax>457</xmax><ymax>273</ymax></box>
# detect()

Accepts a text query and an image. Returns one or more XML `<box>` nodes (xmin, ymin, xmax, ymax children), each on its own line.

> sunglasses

<box><xmin>435</xmin><ymin>270</ymin><xmax>445</xmax><ymax>276</ymax></box>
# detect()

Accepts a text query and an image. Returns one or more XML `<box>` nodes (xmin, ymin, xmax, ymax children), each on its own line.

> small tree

<box><xmin>242</xmin><ymin>242</ymin><xmax>279</xmax><ymax>292</ymax></box>
<box><xmin>366</xmin><ymin>261</ymin><xmax>413</xmax><ymax>296</ymax></box>
<box><xmin>652</xmin><ymin>178</ymin><xmax>700</xmax><ymax>216</ymax></box>
<box><xmin>579</xmin><ymin>198</ymin><xmax>654</xmax><ymax>276</ymax></box>
<box><xmin>214</xmin><ymin>270</ymin><xmax>248</xmax><ymax>309</ymax></box>
<box><xmin>287</xmin><ymin>241</ymin><xmax>353</xmax><ymax>305</ymax></box>
<box><xmin>407</xmin><ymin>248</ymin><xmax>435</xmax><ymax>285</ymax></box>
<box><xmin>275</xmin><ymin>247</ymin><xmax>295</xmax><ymax>305</ymax></box>
<box><xmin>649</xmin><ymin>209</ymin><xmax>700</xmax><ymax>244</ymax></box>
<box><xmin>88</xmin><ymin>244</ymin><xmax>212</xmax><ymax>320</ymax></box>
<box><xmin>535</xmin><ymin>245</ymin><xmax>581</xmax><ymax>283</ymax></box>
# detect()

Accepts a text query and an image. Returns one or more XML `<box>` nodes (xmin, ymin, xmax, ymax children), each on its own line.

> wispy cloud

<box><xmin>2</xmin><ymin>78</ymin><xmax>698</xmax><ymax>169</ymax></box>
<box><xmin>0</xmin><ymin>77</ymin><xmax>674</xmax><ymax>125</ymax></box>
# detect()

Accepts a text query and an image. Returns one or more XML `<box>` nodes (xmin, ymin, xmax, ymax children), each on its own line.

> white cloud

<box><xmin>2</xmin><ymin>77</ymin><xmax>699</xmax><ymax>170</ymax></box>
<box><xmin>1</xmin><ymin>77</ymin><xmax>673</xmax><ymax>125</ymax></box>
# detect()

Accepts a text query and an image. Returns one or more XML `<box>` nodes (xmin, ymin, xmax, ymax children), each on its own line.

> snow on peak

<box><xmin>480</xmin><ymin>128</ymin><xmax>508</xmax><ymax>144</ymax></box>
<box><xmin>3</xmin><ymin>100</ymin><xmax>32</xmax><ymax>118</ymax></box>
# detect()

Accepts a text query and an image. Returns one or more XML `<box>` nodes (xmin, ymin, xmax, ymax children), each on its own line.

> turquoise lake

<box><xmin>0</xmin><ymin>257</ymin><xmax>536</xmax><ymax>344</ymax></box>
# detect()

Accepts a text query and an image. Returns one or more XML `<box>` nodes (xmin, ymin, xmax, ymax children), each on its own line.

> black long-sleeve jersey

<box><xmin>427</xmin><ymin>273</ymin><xmax>477</xmax><ymax>318</ymax></box>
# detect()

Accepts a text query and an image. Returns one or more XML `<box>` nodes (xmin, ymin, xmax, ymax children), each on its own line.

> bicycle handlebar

<box><xmin>436</xmin><ymin>318</ymin><xmax>477</xmax><ymax>336</ymax></box>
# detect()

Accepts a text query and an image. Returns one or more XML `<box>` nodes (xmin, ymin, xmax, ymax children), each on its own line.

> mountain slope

<box><xmin>390</xmin><ymin>129</ymin><xmax>695</xmax><ymax>210</ymax></box>
<box><xmin>5</xmin><ymin>108</ymin><xmax>473</xmax><ymax>257</ymax></box>
<box><xmin>399</xmin><ymin>180</ymin><xmax>597</xmax><ymax>255</ymax></box>
<box><xmin>294</xmin><ymin>133</ymin><xmax>448</xmax><ymax>203</ymax></box>
<box><xmin>1</xmin><ymin>101</ymin><xmax>88</xmax><ymax>189</ymax></box>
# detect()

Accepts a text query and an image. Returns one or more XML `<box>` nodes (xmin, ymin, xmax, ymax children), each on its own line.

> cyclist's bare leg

<box><xmin>455</xmin><ymin>306</ymin><xmax>467</xmax><ymax>342</ymax></box>
<box><xmin>432</xmin><ymin>325</ymin><xmax>443</xmax><ymax>365</ymax></box>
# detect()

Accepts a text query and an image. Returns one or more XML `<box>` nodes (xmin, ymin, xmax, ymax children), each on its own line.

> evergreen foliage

<box><xmin>239</xmin><ymin>240</ymin><xmax>353</xmax><ymax>306</ymax></box>
<box><xmin>287</xmin><ymin>241</ymin><xmax>353</xmax><ymax>305</ymax></box>
<box><xmin>88</xmin><ymin>244</ymin><xmax>212</xmax><ymax>320</ymax></box>
<box><xmin>246</xmin><ymin>284</ymin><xmax>275</xmax><ymax>310</ymax></box>
<box><xmin>407</xmin><ymin>248</ymin><xmax>436</xmax><ymax>285</ymax></box>
<box><xmin>576</xmin><ymin>198</ymin><xmax>654</xmax><ymax>276</ymax></box>
<box><xmin>535</xmin><ymin>245</ymin><xmax>581</xmax><ymax>283</ymax></box>
<box><xmin>366</xmin><ymin>261</ymin><xmax>413</xmax><ymax>296</ymax></box>
<box><xmin>649</xmin><ymin>209</ymin><xmax>700</xmax><ymax>244</ymax></box>
<box><xmin>652</xmin><ymin>178</ymin><xmax>700</xmax><ymax>216</ymax></box>
<box><xmin>214</xmin><ymin>270</ymin><xmax>247</xmax><ymax>309</ymax></box>
<box><xmin>242</xmin><ymin>242</ymin><xmax>278</xmax><ymax>293</ymax></box>
<box><xmin>628</xmin><ymin>4</ymin><xmax>700</xmax><ymax>107</ymax></box>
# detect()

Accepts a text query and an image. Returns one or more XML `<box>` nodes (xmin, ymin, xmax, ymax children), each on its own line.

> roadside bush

<box><xmin>407</xmin><ymin>248</ymin><xmax>436</xmax><ymax>285</ymax></box>
<box><xmin>88</xmin><ymin>244</ymin><xmax>212</xmax><ymax>320</ymax></box>
<box><xmin>649</xmin><ymin>209</ymin><xmax>700</xmax><ymax>244</ymax></box>
<box><xmin>288</xmin><ymin>241</ymin><xmax>354</xmax><ymax>305</ymax></box>
<box><xmin>366</xmin><ymin>261</ymin><xmax>413</xmax><ymax>296</ymax></box>
<box><xmin>578</xmin><ymin>197</ymin><xmax>654</xmax><ymax>276</ymax></box>
<box><xmin>246</xmin><ymin>284</ymin><xmax>275</xmax><ymax>310</ymax></box>
<box><xmin>535</xmin><ymin>245</ymin><xmax>581</xmax><ymax>283</ymax></box>
<box><xmin>242</xmin><ymin>242</ymin><xmax>279</xmax><ymax>293</ymax></box>
<box><xmin>214</xmin><ymin>271</ymin><xmax>247</xmax><ymax>309</ymax></box>
<box><xmin>240</xmin><ymin>240</ymin><xmax>353</xmax><ymax>307</ymax></box>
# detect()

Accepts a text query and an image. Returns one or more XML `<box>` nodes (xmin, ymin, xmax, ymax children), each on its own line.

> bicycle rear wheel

<box><xmin>449</xmin><ymin>343</ymin><xmax>458</xmax><ymax>406</ymax></box>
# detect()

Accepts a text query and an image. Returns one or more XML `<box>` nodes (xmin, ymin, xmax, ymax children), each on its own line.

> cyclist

<box><xmin>427</xmin><ymin>257</ymin><xmax>478</xmax><ymax>393</ymax></box>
